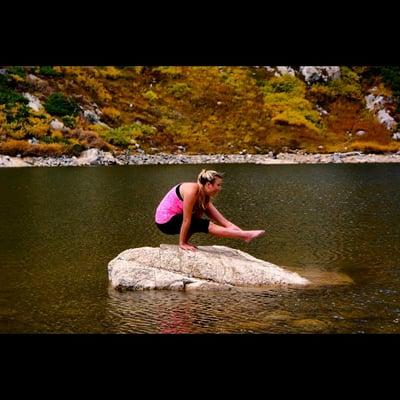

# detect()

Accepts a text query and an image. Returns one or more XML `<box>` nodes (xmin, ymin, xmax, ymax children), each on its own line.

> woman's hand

<box><xmin>179</xmin><ymin>243</ymin><xmax>197</xmax><ymax>251</ymax></box>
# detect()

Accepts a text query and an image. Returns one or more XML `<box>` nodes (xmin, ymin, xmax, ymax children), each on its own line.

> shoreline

<box><xmin>2</xmin><ymin>149</ymin><xmax>400</xmax><ymax>167</ymax></box>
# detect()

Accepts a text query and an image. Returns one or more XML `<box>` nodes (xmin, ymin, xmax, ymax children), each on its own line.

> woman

<box><xmin>155</xmin><ymin>169</ymin><xmax>265</xmax><ymax>251</ymax></box>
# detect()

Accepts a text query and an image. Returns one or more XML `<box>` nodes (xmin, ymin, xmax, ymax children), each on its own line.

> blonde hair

<box><xmin>196</xmin><ymin>169</ymin><xmax>223</xmax><ymax>211</ymax></box>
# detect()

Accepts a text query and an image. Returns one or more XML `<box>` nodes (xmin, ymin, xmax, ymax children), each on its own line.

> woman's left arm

<box><xmin>205</xmin><ymin>203</ymin><xmax>241</xmax><ymax>230</ymax></box>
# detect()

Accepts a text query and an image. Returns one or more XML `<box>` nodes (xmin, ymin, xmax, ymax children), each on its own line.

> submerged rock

<box><xmin>108</xmin><ymin>244</ymin><xmax>310</xmax><ymax>291</ymax></box>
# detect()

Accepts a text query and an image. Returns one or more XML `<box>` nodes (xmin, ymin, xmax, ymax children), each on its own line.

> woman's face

<box><xmin>205</xmin><ymin>177</ymin><xmax>223</xmax><ymax>196</ymax></box>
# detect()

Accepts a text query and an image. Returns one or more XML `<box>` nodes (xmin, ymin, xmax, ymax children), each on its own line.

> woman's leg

<box><xmin>208</xmin><ymin>222</ymin><xmax>265</xmax><ymax>243</ymax></box>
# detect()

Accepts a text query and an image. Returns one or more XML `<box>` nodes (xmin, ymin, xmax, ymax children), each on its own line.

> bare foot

<box><xmin>243</xmin><ymin>230</ymin><xmax>265</xmax><ymax>243</ymax></box>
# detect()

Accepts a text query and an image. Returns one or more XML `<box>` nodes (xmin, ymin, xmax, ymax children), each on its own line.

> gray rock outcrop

<box><xmin>275</xmin><ymin>66</ymin><xmax>296</xmax><ymax>76</ymax></box>
<box><xmin>23</xmin><ymin>93</ymin><xmax>43</xmax><ymax>112</ymax></box>
<box><xmin>300</xmin><ymin>66</ymin><xmax>341</xmax><ymax>84</ymax></box>
<box><xmin>83</xmin><ymin>109</ymin><xmax>101</xmax><ymax>124</ymax></box>
<box><xmin>50</xmin><ymin>119</ymin><xmax>65</xmax><ymax>131</ymax></box>
<box><xmin>0</xmin><ymin>155</ymin><xmax>30</xmax><ymax>167</ymax></box>
<box><xmin>377</xmin><ymin>109</ymin><xmax>397</xmax><ymax>130</ymax></box>
<box><xmin>262</xmin><ymin>66</ymin><xmax>341</xmax><ymax>83</ymax></box>
<box><xmin>74</xmin><ymin>148</ymin><xmax>120</xmax><ymax>166</ymax></box>
<box><xmin>365</xmin><ymin>91</ymin><xmax>398</xmax><ymax>131</ymax></box>
<box><xmin>108</xmin><ymin>244</ymin><xmax>310</xmax><ymax>291</ymax></box>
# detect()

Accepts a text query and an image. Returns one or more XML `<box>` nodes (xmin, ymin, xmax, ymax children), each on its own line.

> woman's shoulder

<box><xmin>180</xmin><ymin>182</ymin><xmax>199</xmax><ymax>195</ymax></box>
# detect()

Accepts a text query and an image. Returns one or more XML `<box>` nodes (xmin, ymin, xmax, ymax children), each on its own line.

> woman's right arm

<box><xmin>205</xmin><ymin>202</ymin><xmax>242</xmax><ymax>230</ymax></box>
<box><xmin>179</xmin><ymin>186</ymin><xmax>198</xmax><ymax>251</ymax></box>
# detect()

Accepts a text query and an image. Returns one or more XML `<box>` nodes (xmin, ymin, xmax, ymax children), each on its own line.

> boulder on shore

<box><xmin>108</xmin><ymin>244</ymin><xmax>310</xmax><ymax>291</ymax></box>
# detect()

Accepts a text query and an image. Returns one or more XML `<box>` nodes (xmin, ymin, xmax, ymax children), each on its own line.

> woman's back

<box><xmin>155</xmin><ymin>184</ymin><xmax>184</xmax><ymax>224</ymax></box>
<box><xmin>155</xmin><ymin>182</ymin><xmax>200</xmax><ymax>224</ymax></box>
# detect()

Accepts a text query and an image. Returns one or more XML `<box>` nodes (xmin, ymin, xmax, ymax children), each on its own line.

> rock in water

<box><xmin>108</xmin><ymin>244</ymin><xmax>310</xmax><ymax>291</ymax></box>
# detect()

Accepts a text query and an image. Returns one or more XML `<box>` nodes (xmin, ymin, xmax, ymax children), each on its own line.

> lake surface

<box><xmin>1</xmin><ymin>163</ymin><xmax>400</xmax><ymax>333</ymax></box>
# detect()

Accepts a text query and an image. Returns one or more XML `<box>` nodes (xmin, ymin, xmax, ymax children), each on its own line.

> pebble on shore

<box><xmin>1</xmin><ymin>149</ymin><xmax>400</xmax><ymax>168</ymax></box>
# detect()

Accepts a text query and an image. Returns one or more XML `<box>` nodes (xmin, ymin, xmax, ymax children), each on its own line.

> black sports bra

<box><xmin>175</xmin><ymin>184</ymin><xmax>183</xmax><ymax>201</ymax></box>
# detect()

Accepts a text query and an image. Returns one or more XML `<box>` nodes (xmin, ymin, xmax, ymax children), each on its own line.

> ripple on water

<box><xmin>3</xmin><ymin>164</ymin><xmax>400</xmax><ymax>333</ymax></box>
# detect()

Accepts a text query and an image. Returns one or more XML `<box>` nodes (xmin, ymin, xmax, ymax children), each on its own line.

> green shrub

<box><xmin>153</xmin><ymin>66</ymin><xmax>183</xmax><ymax>79</ymax></box>
<box><xmin>12</xmin><ymin>104</ymin><xmax>30</xmax><ymax>121</ymax></box>
<box><xmin>311</xmin><ymin>67</ymin><xmax>362</xmax><ymax>101</ymax></box>
<box><xmin>39</xmin><ymin>66</ymin><xmax>63</xmax><ymax>77</ymax></box>
<box><xmin>0</xmin><ymin>90</ymin><xmax>28</xmax><ymax>107</ymax></box>
<box><xmin>374</xmin><ymin>66</ymin><xmax>400</xmax><ymax>94</ymax></box>
<box><xmin>373</xmin><ymin>66</ymin><xmax>400</xmax><ymax>112</ymax></box>
<box><xmin>44</xmin><ymin>93</ymin><xmax>79</xmax><ymax>117</ymax></box>
<box><xmin>62</xmin><ymin>115</ymin><xmax>77</xmax><ymax>128</ymax></box>
<box><xmin>99</xmin><ymin>123</ymin><xmax>155</xmax><ymax>147</ymax></box>
<box><xmin>263</xmin><ymin>75</ymin><xmax>305</xmax><ymax>96</ymax></box>
<box><xmin>272</xmin><ymin>109</ymin><xmax>321</xmax><ymax>133</ymax></box>
<box><xmin>41</xmin><ymin>135</ymin><xmax>57</xmax><ymax>144</ymax></box>
<box><xmin>99</xmin><ymin>126</ymin><xmax>134</xmax><ymax>147</ymax></box>
<box><xmin>262</xmin><ymin>75</ymin><xmax>321</xmax><ymax>131</ymax></box>
<box><xmin>68</xmin><ymin>142</ymin><xmax>86</xmax><ymax>156</ymax></box>
<box><xmin>96</xmin><ymin>66</ymin><xmax>123</xmax><ymax>80</ymax></box>
<box><xmin>38</xmin><ymin>132</ymin><xmax>68</xmax><ymax>144</ymax></box>
<box><xmin>4</xmin><ymin>104</ymin><xmax>30</xmax><ymax>124</ymax></box>
<box><xmin>328</xmin><ymin>67</ymin><xmax>362</xmax><ymax>100</ymax></box>
<box><xmin>144</xmin><ymin>90</ymin><xmax>158</xmax><ymax>101</ymax></box>
<box><xmin>168</xmin><ymin>83</ymin><xmax>191</xmax><ymax>99</ymax></box>
<box><xmin>138</xmin><ymin>123</ymin><xmax>156</xmax><ymax>135</ymax></box>
<box><xmin>7</xmin><ymin>66</ymin><xmax>26</xmax><ymax>77</ymax></box>
<box><xmin>0</xmin><ymin>75</ymin><xmax>28</xmax><ymax>107</ymax></box>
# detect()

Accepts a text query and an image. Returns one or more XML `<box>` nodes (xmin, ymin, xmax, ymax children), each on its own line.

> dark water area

<box><xmin>1</xmin><ymin>163</ymin><xmax>400</xmax><ymax>333</ymax></box>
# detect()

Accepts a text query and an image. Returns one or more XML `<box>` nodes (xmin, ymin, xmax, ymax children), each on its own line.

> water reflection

<box><xmin>158</xmin><ymin>304</ymin><xmax>193</xmax><ymax>334</ymax></box>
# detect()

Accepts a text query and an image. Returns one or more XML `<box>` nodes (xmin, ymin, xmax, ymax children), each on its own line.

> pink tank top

<box><xmin>155</xmin><ymin>184</ymin><xmax>184</xmax><ymax>224</ymax></box>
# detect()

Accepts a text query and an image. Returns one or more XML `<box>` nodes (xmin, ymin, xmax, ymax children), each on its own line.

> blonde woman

<box><xmin>155</xmin><ymin>169</ymin><xmax>265</xmax><ymax>251</ymax></box>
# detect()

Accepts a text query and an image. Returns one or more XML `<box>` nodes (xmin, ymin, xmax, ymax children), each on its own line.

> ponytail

<box><xmin>197</xmin><ymin>169</ymin><xmax>223</xmax><ymax>185</ymax></box>
<box><xmin>196</xmin><ymin>169</ymin><xmax>223</xmax><ymax>211</ymax></box>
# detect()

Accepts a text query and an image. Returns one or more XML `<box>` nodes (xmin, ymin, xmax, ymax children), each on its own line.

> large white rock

<box><xmin>377</xmin><ymin>109</ymin><xmax>397</xmax><ymax>130</ymax></box>
<box><xmin>83</xmin><ymin>109</ymin><xmax>101</xmax><ymax>124</ymax></box>
<box><xmin>50</xmin><ymin>119</ymin><xmax>65</xmax><ymax>131</ymax></box>
<box><xmin>74</xmin><ymin>149</ymin><xmax>118</xmax><ymax>166</ymax></box>
<box><xmin>23</xmin><ymin>93</ymin><xmax>43</xmax><ymax>112</ymax></box>
<box><xmin>0</xmin><ymin>155</ymin><xmax>29</xmax><ymax>167</ymax></box>
<box><xmin>392</xmin><ymin>132</ymin><xmax>400</xmax><ymax>140</ymax></box>
<box><xmin>300</xmin><ymin>66</ymin><xmax>341</xmax><ymax>84</ymax></box>
<box><xmin>275</xmin><ymin>66</ymin><xmax>296</xmax><ymax>76</ymax></box>
<box><xmin>108</xmin><ymin>244</ymin><xmax>310</xmax><ymax>291</ymax></box>
<box><xmin>365</xmin><ymin>93</ymin><xmax>386</xmax><ymax>111</ymax></box>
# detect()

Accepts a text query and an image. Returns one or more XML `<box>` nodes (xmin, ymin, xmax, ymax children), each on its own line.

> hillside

<box><xmin>1</xmin><ymin>66</ymin><xmax>400</xmax><ymax>157</ymax></box>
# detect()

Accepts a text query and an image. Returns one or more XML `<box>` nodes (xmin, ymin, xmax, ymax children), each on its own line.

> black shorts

<box><xmin>156</xmin><ymin>214</ymin><xmax>210</xmax><ymax>235</ymax></box>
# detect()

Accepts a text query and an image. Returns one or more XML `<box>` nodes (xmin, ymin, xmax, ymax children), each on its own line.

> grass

<box><xmin>0</xmin><ymin>66</ymin><xmax>399</xmax><ymax>156</ymax></box>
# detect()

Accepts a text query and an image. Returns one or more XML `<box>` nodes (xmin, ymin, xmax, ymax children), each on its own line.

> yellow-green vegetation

<box><xmin>94</xmin><ymin>122</ymin><xmax>156</xmax><ymax>148</ymax></box>
<box><xmin>261</xmin><ymin>74</ymin><xmax>322</xmax><ymax>135</ymax></box>
<box><xmin>1</xmin><ymin>65</ymin><xmax>400</xmax><ymax>156</ymax></box>
<box><xmin>309</xmin><ymin>66</ymin><xmax>363</xmax><ymax>103</ymax></box>
<box><xmin>262</xmin><ymin>74</ymin><xmax>321</xmax><ymax>133</ymax></box>
<box><xmin>0</xmin><ymin>140</ymin><xmax>66</xmax><ymax>157</ymax></box>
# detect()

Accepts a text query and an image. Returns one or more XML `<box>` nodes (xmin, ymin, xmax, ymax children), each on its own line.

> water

<box><xmin>1</xmin><ymin>163</ymin><xmax>400</xmax><ymax>333</ymax></box>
